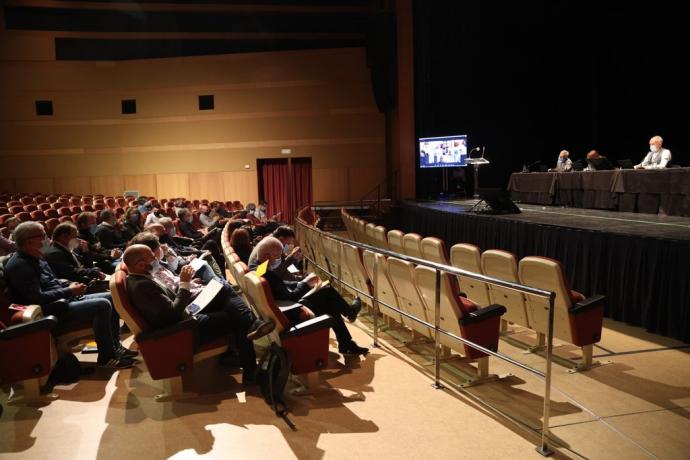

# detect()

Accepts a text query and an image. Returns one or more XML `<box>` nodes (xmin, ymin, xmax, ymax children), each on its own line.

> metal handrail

<box><xmin>295</xmin><ymin>217</ymin><xmax>557</xmax><ymax>457</ymax></box>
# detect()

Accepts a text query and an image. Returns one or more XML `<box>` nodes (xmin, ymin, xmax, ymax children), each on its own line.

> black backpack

<box><xmin>48</xmin><ymin>353</ymin><xmax>81</xmax><ymax>385</ymax></box>
<box><xmin>256</xmin><ymin>342</ymin><xmax>295</xmax><ymax>430</ymax></box>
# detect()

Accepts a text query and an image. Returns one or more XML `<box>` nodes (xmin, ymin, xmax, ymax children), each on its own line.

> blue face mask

<box><xmin>89</xmin><ymin>224</ymin><xmax>98</xmax><ymax>235</ymax></box>
<box><xmin>269</xmin><ymin>258</ymin><xmax>282</xmax><ymax>271</ymax></box>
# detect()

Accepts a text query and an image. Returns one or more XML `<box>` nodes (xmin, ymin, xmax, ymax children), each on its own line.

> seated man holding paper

<box><xmin>254</xmin><ymin>236</ymin><xmax>368</xmax><ymax>356</ymax></box>
<box><xmin>123</xmin><ymin>243</ymin><xmax>275</xmax><ymax>385</ymax></box>
<box><xmin>248</xmin><ymin>225</ymin><xmax>303</xmax><ymax>281</ymax></box>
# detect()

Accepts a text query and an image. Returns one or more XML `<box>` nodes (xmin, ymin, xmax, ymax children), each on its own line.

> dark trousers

<box><xmin>195</xmin><ymin>285</ymin><xmax>257</xmax><ymax>374</ymax></box>
<box><xmin>298</xmin><ymin>286</ymin><xmax>352</xmax><ymax>346</ymax></box>
<box><xmin>59</xmin><ymin>292</ymin><xmax>120</xmax><ymax>360</ymax></box>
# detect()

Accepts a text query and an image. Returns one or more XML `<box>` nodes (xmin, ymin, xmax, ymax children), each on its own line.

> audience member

<box><xmin>96</xmin><ymin>209</ymin><xmax>126</xmax><ymax>250</ymax></box>
<box><xmin>248</xmin><ymin>226</ymin><xmax>302</xmax><ymax>281</ymax></box>
<box><xmin>76</xmin><ymin>212</ymin><xmax>122</xmax><ymax>274</ymax></box>
<box><xmin>121</xmin><ymin>207</ymin><xmax>143</xmax><ymax>241</ymax></box>
<box><xmin>5</xmin><ymin>222</ymin><xmax>136</xmax><ymax>368</ymax></box>
<box><xmin>254</xmin><ymin>237</ymin><xmax>368</xmax><ymax>356</ymax></box>
<box><xmin>229</xmin><ymin>228</ymin><xmax>253</xmax><ymax>265</ymax></box>
<box><xmin>584</xmin><ymin>150</ymin><xmax>614</xmax><ymax>171</ymax></box>
<box><xmin>635</xmin><ymin>135</ymin><xmax>672</xmax><ymax>169</ymax></box>
<box><xmin>45</xmin><ymin>222</ymin><xmax>104</xmax><ymax>285</ymax></box>
<box><xmin>123</xmin><ymin>244</ymin><xmax>275</xmax><ymax>384</ymax></box>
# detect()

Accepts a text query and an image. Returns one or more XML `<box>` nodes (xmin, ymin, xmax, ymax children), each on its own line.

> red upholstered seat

<box><xmin>23</xmin><ymin>204</ymin><xmax>38</xmax><ymax>213</ymax></box>
<box><xmin>29</xmin><ymin>210</ymin><xmax>46</xmax><ymax>221</ymax></box>
<box><xmin>16</xmin><ymin>212</ymin><xmax>32</xmax><ymax>222</ymax></box>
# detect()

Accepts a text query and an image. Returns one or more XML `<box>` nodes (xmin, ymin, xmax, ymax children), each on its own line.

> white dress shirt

<box><xmin>636</xmin><ymin>148</ymin><xmax>672</xmax><ymax>169</ymax></box>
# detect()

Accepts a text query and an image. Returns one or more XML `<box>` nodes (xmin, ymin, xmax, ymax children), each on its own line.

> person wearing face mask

<box><xmin>548</xmin><ymin>150</ymin><xmax>573</xmax><ymax>172</ymax></box>
<box><xmin>635</xmin><ymin>135</ymin><xmax>672</xmax><ymax>169</ymax></box>
<box><xmin>255</xmin><ymin>237</ymin><xmax>368</xmax><ymax>357</ymax></box>
<box><xmin>76</xmin><ymin>212</ymin><xmax>122</xmax><ymax>274</ymax></box>
<box><xmin>45</xmin><ymin>222</ymin><xmax>105</xmax><ymax>285</ymax></box>
<box><xmin>121</xmin><ymin>206</ymin><xmax>143</xmax><ymax>241</ymax></box>
<box><xmin>95</xmin><ymin>209</ymin><xmax>126</xmax><ymax>250</ymax></box>
<box><xmin>0</xmin><ymin>217</ymin><xmax>18</xmax><ymax>256</ymax></box>
<box><xmin>5</xmin><ymin>222</ymin><xmax>137</xmax><ymax>369</ymax></box>
<box><xmin>144</xmin><ymin>207</ymin><xmax>163</xmax><ymax>227</ymax></box>
<box><xmin>247</xmin><ymin>225</ymin><xmax>302</xmax><ymax>281</ymax></box>
<box><xmin>123</xmin><ymin>244</ymin><xmax>275</xmax><ymax>385</ymax></box>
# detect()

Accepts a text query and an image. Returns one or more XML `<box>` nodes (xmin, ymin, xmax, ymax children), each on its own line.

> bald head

<box><xmin>123</xmin><ymin>244</ymin><xmax>156</xmax><ymax>275</ymax></box>
<box><xmin>255</xmin><ymin>236</ymin><xmax>283</xmax><ymax>263</ymax></box>
<box><xmin>144</xmin><ymin>223</ymin><xmax>165</xmax><ymax>237</ymax></box>
<box><xmin>587</xmin><ymin>150</ymin><xmax>600</xmax><ymax>160</ymax></box>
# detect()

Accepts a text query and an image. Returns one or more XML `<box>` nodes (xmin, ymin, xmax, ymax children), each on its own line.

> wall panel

<box><xmin>156</xmin><ymin>173</ymin><xmax>189</xmax><ymax>200</ymax></box>
<box><xmin>54</xmin><ymin>176</ymin><xmax>92</xmax><ymax>196</ymax></box>
<box><xmin>222</xmin><ymin>171</ymin><xmax>258</xmax><ymax>206</ymax></box>
<box><xmin>313</xmin><ymin>168</ymin><xmax>348</xmax><ymax>202</ymax></box>
<box><xmin>124</xmin><ymin>175</ymin><xmax>157</xmax><ymax>197</ymax></box>
<box><xmin>15</xmin><ymin>178</ymin><xmax>54</xmax><ymax>194</ymax></box>
<box><xmin>91</xmin><ymin>176</ymin><xmax>125</xmax><ymax>197</ymax></box>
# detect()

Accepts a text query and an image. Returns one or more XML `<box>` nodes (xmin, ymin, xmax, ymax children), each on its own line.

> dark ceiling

<box><xmin>2</xmin><ymin>0</ymin><xmax>376</xmax><ymax>60</ymax></box>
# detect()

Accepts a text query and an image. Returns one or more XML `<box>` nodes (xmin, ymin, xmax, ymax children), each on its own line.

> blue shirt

<box><xmin>4</xmin><ymin>250</ymin><xmax>74</xmax><ymax>305</ymax></box>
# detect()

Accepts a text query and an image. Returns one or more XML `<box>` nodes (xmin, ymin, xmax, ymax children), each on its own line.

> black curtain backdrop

<box><xmin>400</xmin><ymin>202</ymin><xmax>690</xmax><ymax>344</ymax></box>
<box><xmin>413</xmin><ymin>1</ymin><xmax>690</xmax><ymax>198</ymax></box>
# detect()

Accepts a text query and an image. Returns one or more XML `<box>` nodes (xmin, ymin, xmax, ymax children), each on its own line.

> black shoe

<box><xmin>247</xmin><ymin>318</ymin><xmax>276</xmax><ymax>341</ymax></box>
<box><xmin>346</xmin><ymin>297</ymin><xmax>362</xmax><ymax>323</ymax></box>
<box><xmin>115</xmin><ymin>345</ymin><xmax>139</xmax><ymax>359</ymax></box>
<box><xmin>97</xmin><ymin>356</ymin><xmax>137</xmax><ymax>369</ymax></box>
<box><xmin>338</xmin><ymin>340</ymin><xmax>369</xmax><ymax>356</ymax></box>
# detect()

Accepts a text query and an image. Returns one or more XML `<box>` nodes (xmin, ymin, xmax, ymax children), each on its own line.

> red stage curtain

<box><xmin>292</xmin><ymin>159</ymin><xmax>313</xmax><ymax>220</ymax></box>
<box><xmin>261</xmin><ymin>160</ymin><xmax>290</xmax><ymax>223</ymax></box>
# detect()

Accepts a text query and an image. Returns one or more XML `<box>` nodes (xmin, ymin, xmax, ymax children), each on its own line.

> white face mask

<box><xmin>269</xmin><ymin>258</ymin><xmax>282</xmax><ymax>270</ymax></box>
<box><xmin>68</xmin><ymin>238</ymin><xmax>80</xmax><ymax>251</ymax></box>
<box><xmin>283</xmin><ymin>243</ymin><xmax>290</xmax><ymax>253</ymax></box>
<box><xmin>650</xmin><ymin>145</ymin><xmax>659</xmax><ymax>153</ymax></box>
<box><xmin>39</xmin><ymin>239</ymin><xmax>51</xmax><ymax>255</ymax></box>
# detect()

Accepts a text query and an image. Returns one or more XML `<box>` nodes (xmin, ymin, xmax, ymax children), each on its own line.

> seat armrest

<box><xmin>569</xmin><ymin>294</ymin><xmax>605</xmax><ymax>314</ymax></box>
<box><xmin>460</xmin><ymin>304</ymin><xmax>506</xmax><ymax>326</ymax></box>
<box><xmin>136</xmin><ymin>318</ymin><xmax>198</xmax><ymax>342</ymax></box>
<box><xmin>277</xmin><ymin>301</ymin><xmax>304</xmax><ymax>314</ymax></box>
<box><xmin>283</xmin><ymin>314</ymin><xmax>334</xmax><ymax>338</ymax></box>
<box><xmin>41</xmin><ymin>299</ymin><xmax>70</xmax><ymax>317</ymax></box>
<box><xmin>0</xmin><ymin>315</ymin><xmax>58</xmax><ymax>340</ymax></box>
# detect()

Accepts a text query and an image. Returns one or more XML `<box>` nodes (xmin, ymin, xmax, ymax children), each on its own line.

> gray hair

<box><xmin>158</xmin><ymin>217</ymin><xmax>173</xmax><ymax>228</ymax></box>
<box><xmin>256</xmin><ymin>236</ymin><xmax>282</xmax><ymax>259</ymax></box>
<box><xmin>13</xmin><ymin>221</ymin><xmax>45</xmax><ymax>247</ymax></box>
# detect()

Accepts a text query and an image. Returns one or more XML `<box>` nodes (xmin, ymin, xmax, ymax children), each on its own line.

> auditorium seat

<box><xmin>30</xmin><ymin>211</ymin><xmax>46</xmax><ymax>222</ymax></box>
<box><xmin>38</xmin><ymin>203</ymin><xmax>52</xmax><ymax>211</ymax></box>
<box><xmin>109</xmin><ymin>268</ymin><xmax>229</xmax><ymax>401</ymax></box>
<box><xmin>242</xmin><ymin>272</ymin><xmax>332</xmax><ymax>387</ymax></box>
<box><xmin>480</xmin><ymin>250</ymin><xmax>532</xmax><ymax>335</ymax></box>
<box><xmin>57</xmin><ymin>207</ymin><xmax>72</xmax><ymax>217</ymax></box>
<box><xmin>45</xmin><ymin>209</ymin><xmax>59</xmax><ymax>219</ymax></box>
<box><xmin>372</xmin><ymin>226</ymin><xmax>389</xmax><ymax>250</ymax></box>
<box><xmin>420</xmin><ymin>237</ymin><xmax>449</xmax><ymax>265</ymax></box>
<box><xmin>402</xmin><ymin>233</ymin><xmax>424</xmax><ymax>259</ymax></box>
<box><xmin>16</xmin><ymin>212</ymin><xmax>32</xmax><ymax>223</ymax></box>
<box><xmin>320</xmin><ymin>235</ymin><xmax>342</xmax><ymax>279</ymax></box>
<box><xmin>19</xmin><ymin>197</ymin><xmax>33</xmax><ymax>205</ymax></box>
<box><xmin>415</xmin><ymin>265</ymin><xmax>506</xmax><ymax>384</ymax></box>
<box><xmin>44</xmin><ymin>218</ymin><xmax>60</xmax><ymax>234</ymax></box>
<box><xmin>58</xmin><ymin>216</ymin><xmax>72</xmax><ymax>223</ymax></box>
<box><xmin>449</xmin><ymin>244</ymin><xmax>491</xmax><ymax>306</ymax></box>
<box><xmin>0</xmin><ymin>214</ymin><xmax>13</xmax><ymax>226</ymax></box>
<box><xmin>340</xmin><ymin>242</ymin><xmax>374</xmax><ymax>311</ymax></box>
<box><xmin>34</xmin><ymin>196</ymin><xmax>46</xmax><ymax>204</ymax></box>
<box><xmin>364</xmin><ymin>223</ymin><xmax>378</xmax><ymax>246</ymax></box>
<box><xmin>23</xmin><ymin>204</ymin><xmax>38</xmax><ymax>213</ymax></box>
<box><xmin>518</xmin><ymin>256</ymin><xmax>605</xmax><ymax>371</ymax></box>
<box><xmin>69</xmin><ymin>198</ymin><xmax>81</xmax><ymax>206</ymax></box>
<box><xmin>362</xmin><ymin>250</ymin><xmax>403</xmax><ymax>325</ymax></box>
<box><xmin>386</xmin><ymin>257</ymin><xmax>432</xmax><ymax>339</ymax></box>
<box><xmin>386</xmin><ymin>230</ymin><xmax>405</xmax><ymax>255</ymax></box>
<box><xmin>0</xmin><ymin>207</ymin><xmax>9</xmax><ymax>216</ymax></box>
<box><xmin>9</xmin><ymin>205</ymin><xmax>23</xmax><ymax>215</ymax></box>
<box><xmin>7</xmin><ymin>201</ymin><xmax>22</xmax><ymax>208</ymax></box>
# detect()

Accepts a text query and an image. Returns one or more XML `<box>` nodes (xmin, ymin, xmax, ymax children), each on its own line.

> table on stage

<box><xmin>507</xmin><ymin>168</ymin><xmax>690</xmax><ymax>216</ymax></box>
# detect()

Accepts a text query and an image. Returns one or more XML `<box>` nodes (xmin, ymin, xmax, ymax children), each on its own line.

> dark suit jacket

<box><xmin>4</xmin><ymin>251</ymin><xmax>73</xmax><ymax>305</ymax></box>
<box><xmin>126</xmin><ymin>273</ymin><xmax>191</xmax><ymax>329</ymax></box>
<box><xmin>179</xmin><ymin>220</ymin><xmax>203</xmax><ymax>240</ymax></box>
<box><xmin>262</xmin><ymin>270</ymin><xmax>310</xmax><ymax>303</ymax></box>
<box><xmin>95</xmin><ymin>223</ymin><xmax>126</xmax><ymax>250</ymax></box>
<box><xmin>45</xmin><ymin>242</ymin><xmax>101</xmax><ymax>284</ymax></box>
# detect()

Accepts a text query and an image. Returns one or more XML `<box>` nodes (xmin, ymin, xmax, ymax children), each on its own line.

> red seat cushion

<box><xmin>569</xmin><ymin>290</ymin><xmax>586</xmax><ymax>304</ymax></box>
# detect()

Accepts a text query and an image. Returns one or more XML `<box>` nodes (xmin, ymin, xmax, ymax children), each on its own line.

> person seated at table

<box><xmin>548</xmin><ymin>150</ymin><xmax>573</xmax><ymax>172</ymax></box>
<box><xmin>584</xmin><ymin>150</ymin><xmax>614</xmax><ymax>171</ymax></box>
<box><xmin>634</xmin><ymin>135</ymin><xmax>672</xmax><ymax>169</ymax></box>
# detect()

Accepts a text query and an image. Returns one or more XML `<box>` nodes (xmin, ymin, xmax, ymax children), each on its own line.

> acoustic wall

<box><xmin>0</xmin><ymin>47</ymin><xmax>385</xmax><ymax>204</ymax></box>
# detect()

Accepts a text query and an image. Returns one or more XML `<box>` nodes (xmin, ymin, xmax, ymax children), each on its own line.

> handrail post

<box><xmin>432</xmin><ymin>268</ymin><xmax>444</xmax><ymax>389</ymax></box>
<box><xmin>371</xmin><ymin>253</ymin><xmax>380</xmax><ymax>348</ymax></box>
<box><xmin>537</xmin><ymin>292</ymin><xmax>556</xmax><ymax>457</ymax></box>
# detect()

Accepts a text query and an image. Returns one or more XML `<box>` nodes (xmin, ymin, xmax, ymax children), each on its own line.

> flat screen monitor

<box><xmin>419</xmin><ymin>134</ymin><xmax>468</xmax><ymax>168</ymax></box>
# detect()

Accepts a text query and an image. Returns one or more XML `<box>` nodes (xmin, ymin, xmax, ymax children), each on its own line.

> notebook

<box><xmin>185</xmin><ymin>278</ymin><xmax>223</xmax><ymax>316</ymax></box>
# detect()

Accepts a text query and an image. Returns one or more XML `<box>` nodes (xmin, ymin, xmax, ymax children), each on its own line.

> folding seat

<box><xmin>192</xmin><ymin>200</ymin><xmax>200</xmax><ymax>209</ymax></box>
<box><xmin>34</xmin><ymin>196</ymin><xmax>47</xmax><ymax>204</ymax></box>
<box><xmin>82</xmin><ymin>204</ymin><xmax>94</xmax><ymax>212</ymax></box>
<box><xmin>415</xmin><ymin>265</ymin><xmax>506</xmax><ymax>384</ymax></box>
<box><xmin>125</xmin><ymin>195</ymin><xmax>135</xmax><ymax>202</ymax></box>
<box><xmin>44</xmin><ymin>209</ymin><xmax>59</xmax><ymax>219</ymax></box>
<box><xmin>16</xmin><ymin>212</ymin><xmax>32</xmax><ymax>222</ymax></box>
<box><xmin>94</xmin><ymin>203</ymin><xmax>105</xmax><ymax>211</ymax></box>
<box><xmin>58</xmin><ymin>216</ymin><xmax>72</xmax><ymax>223</ymax></box>
<box><xmin>242</xmin><ymin>272</ymin><xmax>333</xmax><ymax>387</ymax></box>
<box><xmin>232</xmin><ymin>200</ymin><xmax>243</xmax><ymax>211</ymax></box>
<box><xmin>341</xmin><ymin>243</ymin><xmax>374</xmax><ymax>310</ymax></box>
<box><xmin>305</xmin><ymin>226</ymin><xmax>329</xmax><ymax>272</ymax></box>
<box><xmin>0</xmin><ymin>315</ymin><xmax>59</xmax><ymax>403</ymax></box>
<box><xmin>320</xmin><ymin>235</ymin><xmax>341</xmax><ymax>278</ymax></box>
<box><xmin>38</xmin><ymin>203</ymin><xmax>52</xmax><ymax>211</ymax></box>
<box><xmin>116</xmin><ymin>198</ymin><xmax>126</xmax><ymax>208</ymax></box>
<box><xmin>372</xmin><ymin>225</ymin><xmax>389</xmax><ymax>250</ymax></box>
<box><xmin>69</xmin><ymin>206</ymin><xmax>82</xmax><ymax>214</ymax></box>
<box><xmin>69</xmin><ymin>197</ymin><xmax>81</xmax><ymax>206</ymax></box>
<box><xmin>19</xmin><ymin>197</ymin><xmax>33</xmax><ymax>205</ymax></box>
<box><xmin>9</xmin><ymin>205</ymin><xmax>24</xmax><ymax>215</ymax></box>
<box><xmin>518</xmin><ymin>256</ymin><xmax>606</xmax><ymax>371</ymax></box>
<box><xmin>57</xmin><ymin>207</ymin><xmax>72</xmax><ymax>217</ymax></box>
<box><xmin>56</xmin><ymin>199</ymin><xmax>69</xmax><ymax>207</ymax></box>
<box><xmin>109</xmin><ymin>268</ymin><xmax>230</xmax><ymax>401</ymax></box>
<box><xmin>0</xmin><ymin>214</ymin><xmax>12</xmax><ymax>226</ymax></box>
<box><xmin>71</xmin><ymin>214</ymin><xmax>80</xmax><ymax>223</ymax></box>
<box><xmin>449</xmin><ymin>244</ymin><xmax>491</xmax><ymax>306</ymax></box>
<box><xmin>362</xmin><ymin>251</ymin><xmax>403</xmax><ymax>325</ymax></box>
<box><xmin>23</xmin><ymin>204</ymin><xmax>38</xmax><ymax>213</ymax></box>
<box><xmin>402</xmin><ymin>233</ymin><xmax>424</xmax><ymax>259</ymax></box>
<box><xmin>114</xmin><ymin>208</ymin><xmax>125</xmax><ymax>218</ymax></box>
<box><xmin>29</xmin><ymin>210</ymin><xmax>46</xmax><ymax>222</ymax></box>
<box><xmin>1</xmin><ymin>228</ymin><xmax>10</xmax><ymax>238</ymax></box>
<box><xmin>481</xmin><ymin>250</ymin><xmax>532</xmax><ymax>334</ymax></box>
<box><xmin>0</xmin><ymin>207</ymin><xmax>9</xmax><ymax>216</ymax></box>
<box><xmin>7</xmin><ymin>201</ymin><xmax>22</xmax><ymax>208</ymax></box>
<box><xmin>387</xmin><ymin>230</ymin><xmax>405</xmax><ymax>255</ymax></box>
<box><xmin>43</xmin><ymin>218</ymin><xmax>60</xmax><ymax>234</ymax></box>
<box><xmin>421</xmin><ymin>236</ymin><xmax>450</xmax><ymax>265</ymax></box>
<box><xmin>364</xmin><ymin>223</ymin><xmax>378</xmax><ymax>247</ymax></box>
<box><xmin>105</xmin><ymin>198</ymin><xmax>116</xmax><ymax>209</ymax></box>
<box><xmin>386</xmin><ymin>257</ymin><xmax>432</xmax><ymax>338</ymax></box>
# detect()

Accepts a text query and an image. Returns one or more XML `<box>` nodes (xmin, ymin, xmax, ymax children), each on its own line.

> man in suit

<box><xmin>584</xmin><ymin>150</ymin><xmax>615</xmax><ymax>171</ymax></box>
<box><xmin>254</xmin><ymin>237</ymin><xmax>368</xmax><ymax>356</ymax></box>
<box><xmin>5</xmin><ymin>222</ymin><xmax>136</xmax><ymax>369</ymax></box>
<box><xmin>45</xmin><ymin>222</ymin><xmax>104</xmax><ymax>284</ymax></box>
<box><xmin>76</xmin><ymin>212</ymin><xmax>121</xmax><ymax>274</ymax></box>
<box><xmin>95</xmin><ymin>209</ymin><xmax>126</xmax><ymax>250</ymax></box>
<box><xmin>123</xmin><ymin>244</ymin><xmax>275</xmax><ymax>384</ymax></box>
<box><xmin>635</xmin><ymin>135</ymin><xmax>672</xmax><ymax>169</ymax></box>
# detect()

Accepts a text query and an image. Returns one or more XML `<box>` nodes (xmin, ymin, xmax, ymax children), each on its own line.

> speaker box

<box><xmin>477</xmin><ymin>188</ymin><xmax>521</xmax><ymax>214</ymax></box>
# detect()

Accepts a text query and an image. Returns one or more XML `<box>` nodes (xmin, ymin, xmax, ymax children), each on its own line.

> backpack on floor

<box><xmin>256</xmin><ymin>342</ymin><xmax>295</xmax><ymax>430</ymax></box>
<box><xmin>48</xmin><ymin>353</ymin><xmax>81</xmax><ymax>385</ymax></box>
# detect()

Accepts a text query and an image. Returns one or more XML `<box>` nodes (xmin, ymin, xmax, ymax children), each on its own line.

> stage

<box><xmin>397</xmin><ymin>199</ymin><xmax>690</xmax><ymax>343</ymax></box>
